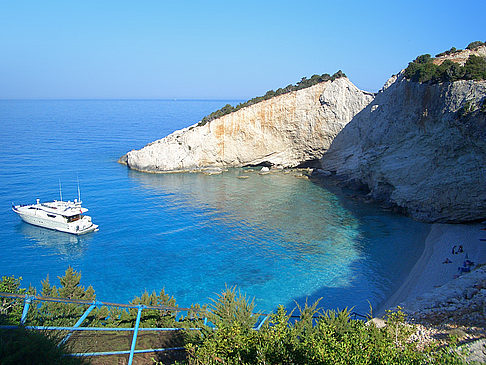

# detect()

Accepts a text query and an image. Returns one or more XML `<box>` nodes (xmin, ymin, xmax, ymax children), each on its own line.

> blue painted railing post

<box><xmin>20</xmin><ymin>296</ymin><xmax>33</xmax><ymax>325</ymax></box>
<box><xmin>59</xmin><ymin>303</ymin><xmax>97</xmax><ymax>346</ymax></box>
<box><xmin>255</xmin><ymin>314</ymin><xmax>270</xmax><ymax>331</ymax></box>
<box><xmin>128</xmin><ymin>305</ymin><xmax>144</xmax><ymax>365</ymax></box>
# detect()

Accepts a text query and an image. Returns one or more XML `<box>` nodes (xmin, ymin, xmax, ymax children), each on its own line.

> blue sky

<box><xmin>1</xmin><ymin>0</ymin><xmax>484</xmax><ymax>99</ymax></box>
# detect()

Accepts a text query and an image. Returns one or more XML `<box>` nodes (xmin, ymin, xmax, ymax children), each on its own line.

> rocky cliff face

<box><xmin>320</xmin><ymin>74</ymin><xmax>486</xmax><ymax>223</ymax></box>
<box><xmin>120</xmin><ymin>78</ymin><xmax>374</xmax><ymax>172</ymax></box>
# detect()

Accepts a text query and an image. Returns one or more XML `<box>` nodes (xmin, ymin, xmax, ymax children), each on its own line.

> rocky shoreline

<box><xmin>375</xmin><ymin>222</ymin><xmax>486</xmax><ymax>362</ymax></box>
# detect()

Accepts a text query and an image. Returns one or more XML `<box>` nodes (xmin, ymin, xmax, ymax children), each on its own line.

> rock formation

<box><xmin>119</xmin><ymin>78</ymin><xmax>374</xmax><ymax>172</ymax></box>
<box><xmin>320</xmin><ymin>73</ymin><xmax>486</xmax><ymax>223</ymax></box>
<box><xmin>120</xmin><ymin>46</ymin><xmax>486</xmax><ymax>223</ymax></box>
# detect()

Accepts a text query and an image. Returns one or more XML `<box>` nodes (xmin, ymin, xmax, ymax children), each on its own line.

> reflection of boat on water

<box><xmin>12</xmin><ymin>198</ymin><xmax>98</xmax><ymax>235</ymax></box>
<box><xmin>19</xmin><ymin>223</ymin><xmax>91</xmax><ymax>259</ymax></box>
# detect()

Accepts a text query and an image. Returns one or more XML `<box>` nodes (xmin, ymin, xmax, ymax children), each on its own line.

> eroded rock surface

<box><xmin>321</xmin><ymin>74</ymin><xmax>486</xmax><ymax>222</ymax></box>
<box><xmin>120</xmin><ymin>78</ymin><xmax>373</xmax><ymax>172</ymax></box>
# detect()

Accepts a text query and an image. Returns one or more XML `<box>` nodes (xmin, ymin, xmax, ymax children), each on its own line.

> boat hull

<box><xmin>15</xmin><ymin>211</ymin><xmax>98</xmax><ymax>235</ymax></box>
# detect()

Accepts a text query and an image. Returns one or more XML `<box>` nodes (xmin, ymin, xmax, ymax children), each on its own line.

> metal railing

<box><xmin>1</xmin><ymin>292</ymin><xmax>366</xmax><ymax>364</ymax></box>
<box><xmin>0</xmin><ymin>292</ymin><xmax>205</xmax><ymax>365</ymax></box>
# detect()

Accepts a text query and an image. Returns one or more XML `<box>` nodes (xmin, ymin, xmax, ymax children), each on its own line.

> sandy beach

<box><xmin>379</xmin><ymin>222</ymin><xmax>486</xmax><ymax>315</ymax></box>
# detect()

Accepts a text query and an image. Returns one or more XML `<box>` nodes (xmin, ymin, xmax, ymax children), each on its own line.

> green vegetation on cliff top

<box><xmin>198</xmin><ymin>70</ymin><xmax>346</xmax><ymax>126</ymax></box>
<box><xmin>404</xmin><ymin>41</ymin><xmax>486</xmax><ymax>83</ymax></box>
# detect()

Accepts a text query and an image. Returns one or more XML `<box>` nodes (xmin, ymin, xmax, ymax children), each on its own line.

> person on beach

<box><xmin>458</xmin><ymin>245</ymin><xmax>464</xmax><ymax>253</ymax></box>
<box><xmin>452</xmin><ymin>245</ymin><xmax>456</xmax><ymax>254</ymax></box>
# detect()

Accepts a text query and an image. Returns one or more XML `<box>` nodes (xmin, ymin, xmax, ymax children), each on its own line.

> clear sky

<box><xmin>1</xmin><ymin>0</ymin><xmax>484</xmax><ymax>99</ymax></box>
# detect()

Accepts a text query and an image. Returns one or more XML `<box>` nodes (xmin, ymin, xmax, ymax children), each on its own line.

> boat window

<box><xmin>67</xmin><ymin>214</ymin><xmax>81</xmax><ymax>223</ymax></box>
<box><xmin>47</xmin><ymin>214</ymin><xmax>56</xmax><ymax>218</ymax></box>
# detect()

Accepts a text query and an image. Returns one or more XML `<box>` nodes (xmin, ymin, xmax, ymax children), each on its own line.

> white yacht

<box><xmin>12</xmin><ymin>198</ymin><xmax>98</xmax><ymax>235</ymax></box>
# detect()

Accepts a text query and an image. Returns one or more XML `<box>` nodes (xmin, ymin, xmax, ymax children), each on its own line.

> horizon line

<box><xmin>0</xmin><ymin>97</ymin><xmax>247</xmax><ymax>101</ymax></box>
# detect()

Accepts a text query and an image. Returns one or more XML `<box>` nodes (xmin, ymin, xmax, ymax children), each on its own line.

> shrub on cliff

<box><xmin>198</xmin><ymin>70</ymin><xmax>346</xmax><ymax>126</ymax></box>
<box><xmin>404</xmin><ymin>48</ymin><xmax>486</xmax><ymax>84</ymax></box>
<box><xmin>466</xmin><ymin>41</ymin><xmax>485</xmax><ymax>50</ymax></box>
<box><xmin>437</xmin><ymin>60</ymin><xmax>466</xmax><ymax>82</ymax></box>
<box><xmin>403</xmin><ymin>55</ymin><xmax>438</xmax><ymax>82</ymax></box>
<box><xmin>463</xmin><ymin>55</ymin><xmax>486</xmax><ymax>80</ymax></box>
<box><xmin>435</xmin><ymin>47</ymin><xmax>461</xmax><ymax>57</ymax></box>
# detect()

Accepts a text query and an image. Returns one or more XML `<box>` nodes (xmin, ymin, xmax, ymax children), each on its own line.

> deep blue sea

<box><xmin>0</xmin><ymin>99</ymin><xmax>428</xmax><ymax>314</ymax></box>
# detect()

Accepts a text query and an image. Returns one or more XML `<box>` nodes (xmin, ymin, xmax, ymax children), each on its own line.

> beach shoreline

<box><xmin>378</xmin><ymin>222</ymin><xmax>486</xmax><ymax>316</ymax></box>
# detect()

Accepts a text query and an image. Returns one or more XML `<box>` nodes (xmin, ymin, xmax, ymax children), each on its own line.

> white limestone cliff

<box><xmin>320</xmin><ymin>74</ymin><xmax>486</xmax><ymax>223</ymax></box>
<box><xmin>120</xmin><ymin>78</ymin><xmax>374</xmax><ymax>172</ymax></box>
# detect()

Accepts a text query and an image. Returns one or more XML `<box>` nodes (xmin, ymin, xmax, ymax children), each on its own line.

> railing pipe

<box><xmin>59</xmin><ymin>303</ymin><xmax>97</xmax><ymax>346</ymax></box>
<box><xmin>128</xmin><ymin>305</ymin><xmax>143</xmax><ymax>365</ymax></box>
<box><xmin>70</xmin><ymin>347</ymin><xmax>185</xmax><ymax>357</ymax></box>
<box><xmin>20</xmin><ymin>296</ymin><xmax>34</xmax><ymax>325</ymax></box>
<box><xmin>0</xmin><ymin>292</ymin><xmax>189</xmax><ymax>312</ymax></box>
<box><xmin>255</xmin><ymin>314</ymin><xmax>270</xmax><ymax>330</ymax></box>
<box><xmin>0</xmin><ymin>325</ymin><xmax>200</xmax><ymax>331</ymax></box>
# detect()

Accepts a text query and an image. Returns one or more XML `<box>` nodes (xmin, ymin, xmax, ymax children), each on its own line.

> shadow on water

<box><xmin>18</xmin><ymin>223</ymin><xmax>92</xmax><ymax>260</ymax></box>
<box><xmin>283</xmin><ymin>175</ymin><xmax>430</xmax><ymax>314</ymax></box>
<box><xmin>125</xmin><ymin>168</ymin><xmax>428</xmax><ymax>313</ymax></box>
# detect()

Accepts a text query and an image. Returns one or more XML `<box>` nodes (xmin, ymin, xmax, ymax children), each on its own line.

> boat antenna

<box><xmin>58</xmin><ymin>179</ymin><xmax>63</xmax><ymax>201</ymax></box>
<box><xmin>77</xmin><ymin>175</ymin><xmax>81</xmax><ymax>202</ymax></box>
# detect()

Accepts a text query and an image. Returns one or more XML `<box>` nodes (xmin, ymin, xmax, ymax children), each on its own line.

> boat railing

<box><xmin>12</xmin><ymin>203</ymin><xmax>31</xmax><ymax>208</ymax></box>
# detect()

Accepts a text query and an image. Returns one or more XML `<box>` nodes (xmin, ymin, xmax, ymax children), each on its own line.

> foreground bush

<box><xmin>183</xmin><ymin>288</ymin><xmax>463</xmax><ymax>364</ymax></box>
<box><xmin>0</xmin><ymin>328</ymin><xmax>87</xmax><ymax>365</ymax></box>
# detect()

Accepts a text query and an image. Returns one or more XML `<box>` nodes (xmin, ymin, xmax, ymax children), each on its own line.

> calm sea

<box><xmin>0</xmin><ymin>99</ymin><xmax>428</xmax><ymax>314</ymax></box>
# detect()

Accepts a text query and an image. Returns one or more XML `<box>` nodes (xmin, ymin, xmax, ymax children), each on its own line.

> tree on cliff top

<box><xmin>404</xmin><ymin>44</ymin><xmax>486</xmax><ymax>83</ymax></box>
<box><xmin>198</xmin><ymin>70</ymin><xmax>347</xmax><ymax>126</ymax></box>
<box><xmin>466</xmin><ymin>41</ymin><xmax>486</xmax><ymax>50</ymax></box>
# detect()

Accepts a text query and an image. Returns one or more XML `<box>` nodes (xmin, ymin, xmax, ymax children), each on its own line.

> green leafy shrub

<box><xmin>187</xmin><ymin>286</ymin><xmax>260</xmax><ymax>363</ymax></box>
<box><xmin>463</xmin><ymin>55</ymin><xmax>486</xmax><ymax>80</ymax></box>
<box><xmin>436</xmin><ymin>60</ymin><xmax>465</xmax><ymax>82</ymax></box>
<box><xmin>466</xmin><ymin>41</ymin><xmax>485</xmax><ymax>50</ymax></box>
<box><xmin>436</xmin><ymin>47</ymin><xmax>461</xmax><ymax>57</ymax></box>
<box><xmin>198</xmin><ymin>70</ymin><xmax>346</xmax><ymax>126</ymax></box>
<box><xmin>404</xmin><ymin>49</ymin><xmax>486</xmax><ymax>84</ymax></box>
<box><xmin>184</xmin><ymin>293</ymin><xmax>463</xmax><ymax>364</ymax></box>
<box><xmin>125</xmin><ymin>289</ymin><xmax>180</xmax><ymax>328</ymax></box>
<box><xmin>0</xmin><ymin>275</ymin><xmax>28</xmax><ymax>325</ymax></box>
<box><xmin>35</xmin><ymin>268</ymin><xmax>96</xmax><ymax>327</ymax></box>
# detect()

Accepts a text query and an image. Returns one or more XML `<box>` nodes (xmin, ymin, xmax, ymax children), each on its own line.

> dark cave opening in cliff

<box><xmin>296</xmin><ymin>159</ymin><xmax>322</xmax><ymax>169</ymax></box>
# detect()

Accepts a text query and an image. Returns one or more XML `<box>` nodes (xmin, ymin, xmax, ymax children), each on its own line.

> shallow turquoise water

<box><xmin>0</xmin><ymin>99</ymin><xmax>428</xmax><ymax>313</ymax></box>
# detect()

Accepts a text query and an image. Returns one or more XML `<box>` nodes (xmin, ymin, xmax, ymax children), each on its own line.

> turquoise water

<box><xmin>0</xmin><ymin>99</ymin><xmax>428</xmax><ymax>314</ymax></box>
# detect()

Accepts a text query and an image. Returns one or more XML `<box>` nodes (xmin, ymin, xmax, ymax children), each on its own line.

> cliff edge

<box><xmin>119</xmin><ymin>77</ymin><xmax>373</xmax><ymax>172</ymax></box>
<box><xmin>321</xmin><ymin>70</ymin><xmax>486</xmax><ymax>223</ymax></box>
